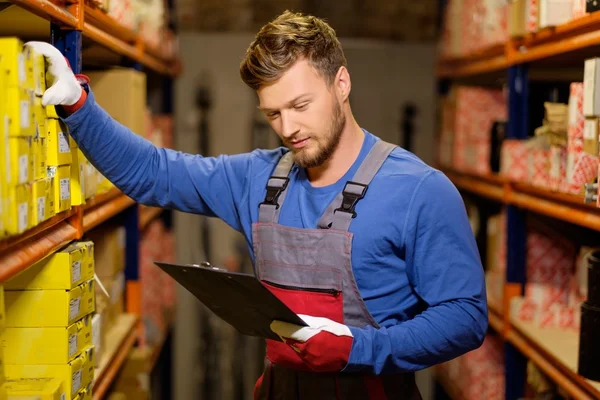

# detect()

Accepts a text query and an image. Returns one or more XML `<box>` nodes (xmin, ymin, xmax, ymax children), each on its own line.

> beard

<box><xmin>290</xmin><ymin>100</ymin><xmax>346</xmax><ymax>169</ymax></box>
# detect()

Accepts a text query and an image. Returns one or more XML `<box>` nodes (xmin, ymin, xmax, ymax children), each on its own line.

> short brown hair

<box><xmin>240</xmin><ymin>10</ymin><xmax>347</xmax><ymax>90</ymax></box>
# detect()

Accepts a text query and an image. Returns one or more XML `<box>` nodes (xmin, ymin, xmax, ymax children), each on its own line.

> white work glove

<box><xmin>24</xmin><ymin>41</ymin><xmax>83</xmax><ymax>107</ymax></box>
<box><xmin>270</xmin><ymin>314</ymin><xmax>353</xmax><ymax>372</ymax></box>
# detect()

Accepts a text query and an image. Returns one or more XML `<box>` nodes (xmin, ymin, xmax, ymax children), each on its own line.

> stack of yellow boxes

<box><xmin>2</xmin><ymin>241</ymin><xmax>96</xmax><ymax>400</ymax></box>
<box><xmin>0</xmin><ymin>38</ymin><xmax>36</xmax><ymax>238</ymax></box>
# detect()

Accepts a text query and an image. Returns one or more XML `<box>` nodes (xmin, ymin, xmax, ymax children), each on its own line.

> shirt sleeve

<box><xmin>344</xmin><ymin>170</ymin><xmax>488</xmax><ymax>374</ymax></box>
<box><xmin>62</xmin><ymin>89</ymin><xmax>252</xmax><ymax>232</ymax></box>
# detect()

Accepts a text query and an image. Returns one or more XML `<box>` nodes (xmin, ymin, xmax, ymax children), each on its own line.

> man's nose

<box><xmin>280</xmin><ymin>111</ymin><xmax>300</xmax><ymax>138</ymax></box>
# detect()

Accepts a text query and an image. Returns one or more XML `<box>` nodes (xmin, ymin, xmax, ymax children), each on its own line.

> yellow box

<box><xmin>79</xmin><ymin>242</ymin><xmax>95</xmax><ymax>278</ymax></box>
<box><xmin>6</xmin><ymin>242</ymin><xmax>93</xmax><ymax>291</ymax></box>
<box><xmin>5</xmin><ymin>378</ymin><xmax>65</xmax><ymax>400</ymax></box>
<box><xmin>33</xmin><ymin>98</ymin><xmax>47</xmax><ymax>134</ymax></box>
<box><xmin>5</xmin><ymin>346</ymin><xmax>95</xmax><ymax>399</ymax></box>
<box><xmin>46</xmin><ymin>119</ymin><xmax>72</xmax><ymax>167</ymax></box>
<box><xmin>30</xmin><ymin>178</ymin><xmax>52</xmax><ymax>227</ymax></box>
<box><xmin>77</xmin><ymin>382</ymin><xmax>92</xmax><ymax>400</ymax></box>
<box><xmin>2</xmin><ymin>314</ymin><xmax>92</xmax><ymax>364</ymax></box>
<box><xmin>32</xmin><ymin>51</ymin><xmax>46</xmax><ymax>97</ymax></box>
<box><xmin>5</xmin><ymin>87</ymin><xmax>35</xmax><ymax>137</ymax></box>
<box><xmin>71</xmin><ymin>149</ymin><xmax>86</xmax><ymax>206</ymax></box>
<box><xmin>5</xmin><ymin>280</ymin><xmax>95</xmax><ymax>327</ymax></box>
<box><xmin>32</xmin><ymin>134</ymin><xmax>48</xmax><ymax>181</ymax></box>
<box><xmin>0</xmin><ymin>38</ymin><xmax>33</xmax><ymax>89</ymax></box>
<box><xmin>4</xmin><ymin>184</ymin><xmax>31</xmax><ymax>236</ymax></box>
<box><xmin>49</xmin><ymin>165</ymin><xmax>71</xmax><ymax>214</ymax></box>
<box><xmin>6</xmin><ymin>137</ymin><xmax>32</xmax><ymax>186</ymax></box>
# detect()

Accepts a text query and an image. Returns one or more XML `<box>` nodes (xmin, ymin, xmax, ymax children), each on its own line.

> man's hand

<box><xmin>270</xmin><ymin>314</ymin><xmax>353</xmax><ymax>372</ymax></box>
<box><xmin>24</xmin><ymin>41</ymin><xmax>84</xmax><ymax>109</ymax></box>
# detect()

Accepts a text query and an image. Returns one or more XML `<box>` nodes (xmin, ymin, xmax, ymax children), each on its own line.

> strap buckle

<box><xmin>334</xmin><ymin>181</ymin><xmax>368</xmax><ymax>218</ymax></box>
<box><xmin>260</xmin><ymin>177</ymin><xmax>290</xmax><ymax>209</ymax></box>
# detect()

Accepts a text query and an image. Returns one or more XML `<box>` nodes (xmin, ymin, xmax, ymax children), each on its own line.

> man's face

<box><xmin>257</xmin><ymin>59</ymin><xmax>346</xmax><ymax>168</ymax></box>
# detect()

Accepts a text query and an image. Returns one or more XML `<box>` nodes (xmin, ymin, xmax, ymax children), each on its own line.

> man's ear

<box><xmin>335</xmin><ymin>66</ymin><xmax>351</xmax><ymax>102</ymax></box>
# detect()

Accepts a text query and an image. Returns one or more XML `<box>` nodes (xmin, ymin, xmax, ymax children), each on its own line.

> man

<box><xmin>28</xmin><ymin>9</ymin><xmax>487</xmax><ymax>400</ymax></box>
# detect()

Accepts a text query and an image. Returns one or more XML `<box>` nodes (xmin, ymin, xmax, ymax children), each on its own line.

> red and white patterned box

<box><xmin>526</xmin><ymin>0</ymin><xmax>538</xmax><ymax>33</ymax></box>
<box><xmin>572</xmin><ymin>0</ymin><xmax>587</xmax><ymax>19</ymax></box>
<box><xmin>569</xmin><ymin>83</ymin><xmax>585</xmax><ymax>146</ymax></box>
<box><xmin>562</xmin><ymin>152</ymin><xmax>599</xmax><ymax>194</ymax></box>
<box><xmin>528</xmin><ymin>147</ymin><xmax>551</xmax><ymax>188</ymax></box>
<box><xmin>108</xmin><ymin>0</ymin><xmax>138</xmax><ymax>31</ymax></box>
<box><xmin>501</xmin><ymin>139</ymin><xmax>528</xmax><ymax>181</ymax></box>
<box><xmin>549</xmin><ymin>145</ymin><xmax>567</xmax><ymax>191</ymax></box>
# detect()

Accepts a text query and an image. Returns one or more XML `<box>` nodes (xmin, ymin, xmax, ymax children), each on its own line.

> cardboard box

<box><xmin>70</xmin><ymin>149</ymin><xmax>86</xmax><ymax>206</ymax></box>
<box><xmin>5</xmin><ymin>87</ymin><xmax>35</xmax><ymax>137</ymax></box>
<box><xmin>538</xmin><ymin>0</ymin><xmax>573</xmax><ymax>29</ymax></box>
<box><xmin>30</xmin><ymin>178</ymin><xmax>53</xmax><ymax>227</ymax></box>
<box><xmin>584</xmin><ymin>58</ymin><xmax>600</xmax><ymax>117</ymax></box>
<box><xmin>85</xmin><ymin>69</ymin><xmax>147</xmax><ymax>135</ymax></box>
<box><xmin>83</xmin><ymin>161</ymin><xmax>98</xmax><ymax>200</ymax></box>
<box><xmin>4</xmin><ymin>184</ymin><xmax>31</xmax><ymax>236</ymax></box>
<box><xmin>49</xmin><ymin>165</ymin><xmax>71</xmax><ymax>214</ymax></box>
<box><xmin>0</xmin><ymin>38</ymin><xmax>33</xmax><ymax>89</ymax></box>
<box><xmin>5</xmin><ymin>280</ymin><xmax>95</xmax><ymax>327</ymax></box>
<box><xmin>583</xmin><ymin>117</ymin><xmax>599</xmax><ymax>156</ymax></box>
<box><xmin>5</xmin><ymin>378</ymin><xmax>65</xmax><ymax>400</ymax></box>
<box><xmin>2</xmin><ymin>314</ymin><xmax>93</xmax><ymax>364</ymax></box>
<box><xmin>5</xmin><ymin>346</ymin><xmax>95</xmax><ymax>399</ymax></box>
<box><xmin>510</xmin><ymin>0</ymin><xmax>527</xmax><ymax>37</ymax></box>
<box><xmin>6</xmin><ymin>137</ymin><xmax>32</xmax><ymax>187</ymax></box>
<box><xmin>46</xmin><ymin>119</ymin><xmax>72</xmax><ymax>167</ymax></box>
<box><xmin>91</xmin><ymin>313</ymin><xmax>103</xmax><ymax>368</ymax></box>
<box><xmin>6</xmin><ymin>242</ymin><xmax>94</xmax><ymax>291</ymax></box>
<box><xmin>86</xmin><ymin>226</ymin><xmax>125</xmax><ymax>279</ymax></box>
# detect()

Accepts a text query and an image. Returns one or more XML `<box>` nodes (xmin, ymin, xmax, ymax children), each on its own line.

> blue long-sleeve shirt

<box><xmin>64</xmin><ymin>90</ymin><xmax>488</xmax><ymax>374</ymax></box>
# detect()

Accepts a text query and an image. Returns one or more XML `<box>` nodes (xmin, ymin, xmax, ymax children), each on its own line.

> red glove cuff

<box><xmin>61</xmin><ymin>87</ymin><xmax>88</xmax><ymax>115</ymax></box>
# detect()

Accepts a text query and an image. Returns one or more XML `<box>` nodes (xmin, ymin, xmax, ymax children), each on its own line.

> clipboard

<box><xmin>154</xmin><ymin>261</ymin><xmax>308</xmax><ymax>341</ymax></box>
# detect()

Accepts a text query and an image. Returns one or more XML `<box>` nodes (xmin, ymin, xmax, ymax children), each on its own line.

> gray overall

<box><xmin>252</xmin><ymin>140</ymin><xmax>421</xmax><ymax>400</ymax></box>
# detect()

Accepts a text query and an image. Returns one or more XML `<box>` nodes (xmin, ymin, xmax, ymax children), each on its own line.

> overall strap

<box><xmin>318</xmin><ymin>140</ymin><xmax>397</xmax><ymax>231</ymax></box>
<box><xmin>258</xmin><ymin>151</ymin><xmax>295</xmax><ymax>223</ymax></box>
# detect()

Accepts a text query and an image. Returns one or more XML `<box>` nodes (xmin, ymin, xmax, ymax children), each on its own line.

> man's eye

<box><xmin>267</xmin><ymin>112</ymin><xmax>280</xmax><ymax>119</ymax></box>
<box><xmin>294</xmin><ymin>103</ymin><xmax>308</xmax><ymax>111</ymax></box>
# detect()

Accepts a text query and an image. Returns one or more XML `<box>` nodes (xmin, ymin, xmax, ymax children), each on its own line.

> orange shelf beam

<box><xmin>0</xmin><ymin>210</ymin><xmax>78</xmax><ymax>283</ymax></box>
<box><xmin>509</xmin><ymin>189</ymin><xmax>600</xmax><ymax>232</ymax></box>
<box><xmin>93</xmin><ymin>314</ymin><xmax>140</xmax><ymax>400</ymax></box>
<box><xmin>7</xmin><ymin>0</ymin><xmax>78</xmax><ymax>27</ymax></box>
<box><xmin>83</xmin><ymin>192</ymin><xmax>136</xmax><ymax>233</ymax></box>
<box><xmin>443</xmin><ymin>168</ymin><xmax>600</xmax><ymax>232</ymax></box>
<box><xmin>139</xmin><ymin>206</ymin><xmax>163</xmax><ymax>231</ymax></box>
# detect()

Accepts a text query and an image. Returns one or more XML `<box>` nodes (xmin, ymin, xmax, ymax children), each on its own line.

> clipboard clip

<box><xmin>192</xmin><ymin>261</ymin><xmax>227</xmax><ymax>272</ymax></box>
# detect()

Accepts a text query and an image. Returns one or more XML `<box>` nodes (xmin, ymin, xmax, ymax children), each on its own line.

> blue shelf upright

<box><xmin>504</xmin><ymin>64</ymin><xmax>529</xmax><ymax>400</ymax></box>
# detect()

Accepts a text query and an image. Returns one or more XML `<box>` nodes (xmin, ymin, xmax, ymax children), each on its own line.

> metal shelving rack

<box><xmin>436</xmin><ymin>5</ymin><xmax>600</xmax><ymax>400</ymax></box>
<box><xmin>0</xmin><ymin>1</ymin><xmax>178</xmax><ymax>398</ymax></box>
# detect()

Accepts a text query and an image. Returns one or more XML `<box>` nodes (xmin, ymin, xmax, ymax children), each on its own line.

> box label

<box><xmin>72</xmin><ymin>369</ymin><xmax>82</xmax><ymax>393</ymax></box>
<box><xmin>37</xmin><ymin>196</ymin><xmax>45</xmax><ymax>223</ymax></box>
<box><xmin>18</xmin><ymin>53</ymin><xmax>25</xmax><ymax>83</ymax></box>
<box><xmin>69</xmin><ymin>298</ymin><xmax>80</xmax><ymax>321</ymax></box>
<box><xmin>19</xmin><ymin>154</ymin><xmax>28</xmax><ymax>184</ymax></box>
<box><xmin>60</xmin><ymin>178</ymin><xmax>70</xmax><ymax>200</ymax></box>
<box><xmin>72</xmin><ymin>261</ymin><xmax>82</xmax><ymax>284</ymax></box>
<box><xmin>20</xmin><ymin>100</ymin><xmax>30</xmax><ymax>129</ymax></box>
<box><xmin>58</xmin><ymin>131</ymin><xmax>70</xmax><ymax>153</ymax></box>
<box><xmin>61</xmin><ymin>394</ymin><xmax>66</xmax><ymax>400</ymax></box>
<box><xmin>18</xmin><ymin>203</ymin><xmax>27</xmax><ymax>232</ymax></box>
<box><xmin>68</xmin><ymin>334</ymin><xmax>78</xmax><ymax>358</ymax></box>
